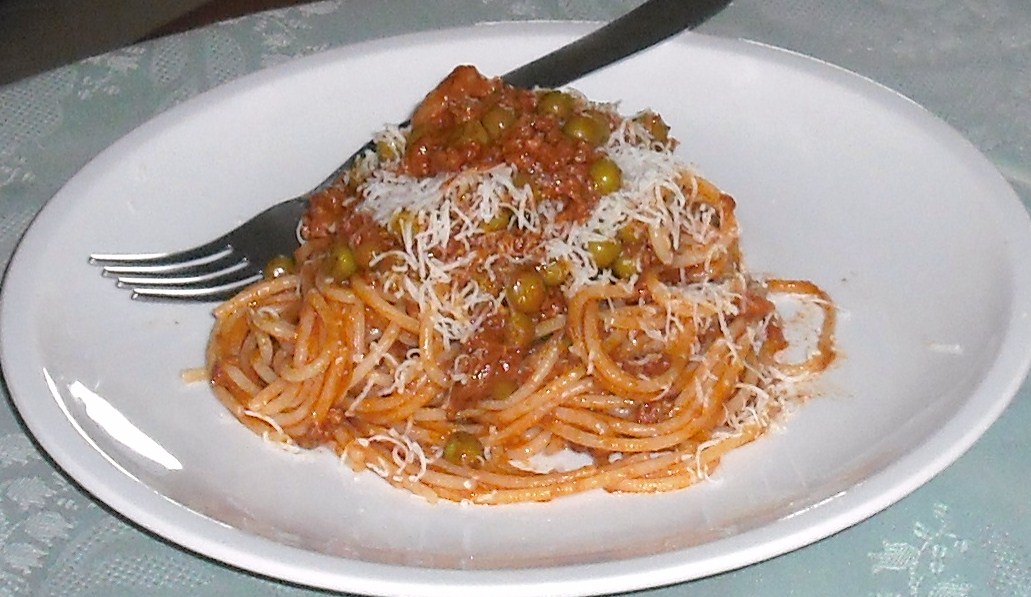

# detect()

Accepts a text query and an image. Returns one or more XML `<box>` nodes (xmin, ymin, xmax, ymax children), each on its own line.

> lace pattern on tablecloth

<box><xmin>0</xmin><ymin>0</ymin><xmax>1029</xmax><ymax>595</ymax></box>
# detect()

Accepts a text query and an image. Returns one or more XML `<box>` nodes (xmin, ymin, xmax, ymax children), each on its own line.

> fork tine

<box><xmin>89</xmin><ymin>235</ymin><xmax>232</xmax><ymax>267</ymax></box>
<box><xmin>105</xmin><ymin>242</ymin><xmax>265</xmax><ymax>300</ymax></box>
<box><xmin>121</xmin><ymin>265</ymin><xmax>263</xmax><ymax>301</ymax></box>
<box><xmin>129</xmin><ymin>274</ymin><xmax>262</xmax><ymax>301</ymax></box>
<box><xmin>99</xmin><ymin>247</ymin><xmax>237</xmax><ymax>276</ymax></box>
<box><xmin>89</xmin><ymin>175</ymin><xmax>307</xmax><ymax>301</ymax></box>
<box><xmin>114</xmin><ymin>260</ymin><xmax>251</xmax><ymax>286</ymax></box>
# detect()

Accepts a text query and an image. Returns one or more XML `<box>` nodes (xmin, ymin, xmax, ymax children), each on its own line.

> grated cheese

<box><xmin>335</xmin><ymin>90</ymin><xmax>821</xmax><ymax>467</ymax></box>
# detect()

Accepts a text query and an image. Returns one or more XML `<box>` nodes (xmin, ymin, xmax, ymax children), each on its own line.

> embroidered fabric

<box><xmin>1</xmin><ymin>1</ymin><xmax>1029</xmax><ymax>595</ymax></box>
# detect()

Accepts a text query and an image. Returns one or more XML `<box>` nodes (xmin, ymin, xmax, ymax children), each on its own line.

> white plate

<box><xmin>3</xmin><ymin>22</ymin><xmax>1031</xmax><ymax>597</ymax></box>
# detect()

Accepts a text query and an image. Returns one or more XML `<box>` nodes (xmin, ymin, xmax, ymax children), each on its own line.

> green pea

<box><xmin>512</xmin><ymin>170</ymin><xmax>543</xmax><ymax>200</ymax></box>
<box><xmin>562</xmin><ymin>114</ymin><xmax>608</xmax><ymax>146</ymax></box>
<box><xmin>635</xmin><ymin>111</ymin><xmax>670</xmax><ymax>143</ymax></box>
<box><xmin>504</xmin><ymin>310</ymin><xmax>536</xmax><ymax>348</ymax></box>
<box><xmin>537</xmin><ymin>90</ymin><xmax>573</xmax><ymax>119</ymax></box>
<box><xmin>375</xmin><ymin>138</ymin><xmax>401</xmax><ymax>161</ymax></box>
<box><xmin>481</xmin><ymin>105</ymin><xmax>516</xmax><ymax>140</ymax></box>
<box><xmin>454</xmin><ymin>119</ymin><xmax>490</xmax><ymax>146</ymax></box>
<box><xmin>263</xmin><ymin>254</ymin><xmax>295</xmax><ymax>280</ymax></box>
<box><xmin>612</xmin><ymin>252</ymin><xmax>639</xmax><ymax>279</ymax></box>
<box><xmin>617</xmin><ymin>223</ymin><xmax>644</xmax><ymax>245</ymax></box>
<box><xmin>328</xmin><ymin>244</ymin><xmax>358</xmax><ymax>282</ymax></box>
<box><xmin>539</xmin><ymin>260</ymin><xmax>567</xmax><ymax>287</ymax></box>
<box><xmin>482</xmin><ymin>208</ymin><xmax>512</xmax><ymax>232</ymax></box>
<box><xmin>506</xmin><ymin>269</ymin><xmax>547</xmax><ymax>313</ymax></box>
<box><xmin>589</xmin><ymin>157</ymin><xmax>622</xmax><ymax>195</ymax></box>
<box><xmin>586</xmin><ymin>239</ymin><xmax>621</xmax><ymax>268</ymax></box>
<box><xmin>442</xmin><ymin>431</ymin><xmax>484</xmax><ymax>467</ymax></box>
<box><xmin>490</xmin><ymin>377</ymin><xmax>519</xmax><ymax>401</ymax></box>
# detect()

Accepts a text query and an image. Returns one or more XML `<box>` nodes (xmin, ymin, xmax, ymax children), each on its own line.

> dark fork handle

<box><xmin>503</xmin><ymin>0</ymin><xmax>730</xmax><ymax>89</ymax></box>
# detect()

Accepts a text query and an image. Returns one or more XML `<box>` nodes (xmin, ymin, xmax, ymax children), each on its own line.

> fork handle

<box><xmin>502</xmin><ymin>0</ymin><xmax>730</xmax><ymax>89</ymax></box>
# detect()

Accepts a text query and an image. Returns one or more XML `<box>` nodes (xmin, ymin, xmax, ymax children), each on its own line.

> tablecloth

<box><xmin>1</xmin><ymin>1</ymin><xmax>1029</xmax><ymax>595</ymax></box>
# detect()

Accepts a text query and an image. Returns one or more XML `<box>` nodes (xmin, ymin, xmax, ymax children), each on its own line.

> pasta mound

<box><xmin>204</xmin><ymin>66</ymin><xmax>835</xmax><ymax>504</ymax></box>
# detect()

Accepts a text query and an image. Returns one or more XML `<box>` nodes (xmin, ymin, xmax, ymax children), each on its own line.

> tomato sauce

<box><xmin>303</xmin><ymin>65</ymin><xmax>616</xmax><ymax>243</ymax></box>
<box><xmin>292</xmin><ymin>66</ymin><xmax>729</xmax><ymax>415</ymax></box>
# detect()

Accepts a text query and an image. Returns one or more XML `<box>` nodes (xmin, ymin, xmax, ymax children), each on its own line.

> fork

<box><xmin>90</xmin><ymin>0</ymin><xmax>730</xmax><ymax>301</ymax></box>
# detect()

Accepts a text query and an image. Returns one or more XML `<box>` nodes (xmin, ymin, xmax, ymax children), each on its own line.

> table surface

<box><xmin>1</xmin><ymin>1</ymin><xmax>1030</xmax><ymax>595</ymax></box>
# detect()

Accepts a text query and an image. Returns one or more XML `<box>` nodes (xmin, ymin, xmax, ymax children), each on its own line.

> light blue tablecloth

<box><xmin>1</xmin><ymin>1</ymin><xmax>1029</xmax><ymax>595</ymax></box>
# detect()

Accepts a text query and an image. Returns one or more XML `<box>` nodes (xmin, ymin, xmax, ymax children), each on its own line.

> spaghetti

<box><xmin>204</xmin><ymin>66</ymin><xmax>836</xmax><ymax>504</ymax></box>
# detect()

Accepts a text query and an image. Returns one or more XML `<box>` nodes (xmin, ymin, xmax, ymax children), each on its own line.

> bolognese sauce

<box><xmin>204</xmin><ymin>65</ymin><xmax>836</xmax><ymax>504</ymax></box>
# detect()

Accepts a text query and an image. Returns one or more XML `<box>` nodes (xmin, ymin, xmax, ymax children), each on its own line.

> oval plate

<box><xmin>3</xmin><ymin>22</ymin><xmax>1031</xmax><ymax>597</ymax></box>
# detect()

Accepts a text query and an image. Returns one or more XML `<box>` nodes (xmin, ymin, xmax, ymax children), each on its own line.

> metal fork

<box><xmin>90</xmin><ymin>195</ymin><xmax>311</xmax><ymax>300</ymax></box>
<box><xmin>90</xmin><ymin>0</ymin><xmax>731</xmax><ymax>301</ymax></box>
